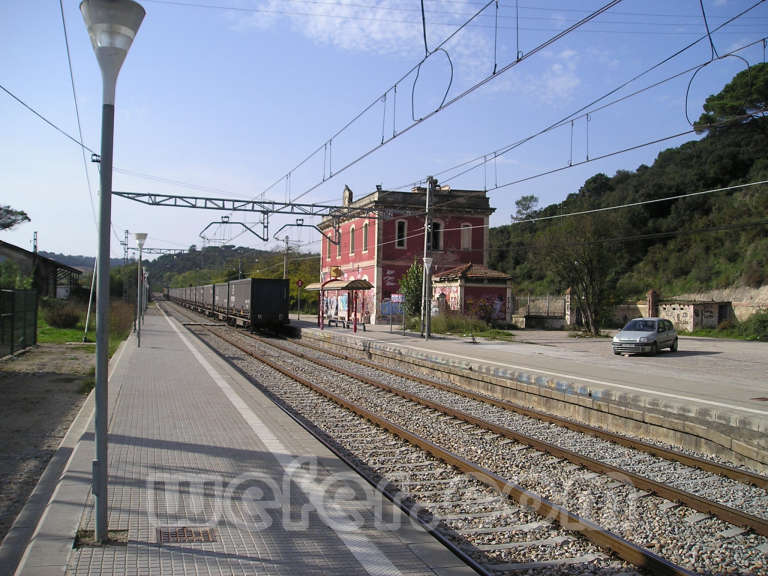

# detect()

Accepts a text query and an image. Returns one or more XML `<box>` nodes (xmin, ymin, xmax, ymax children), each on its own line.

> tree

<box><xmin>696</xmin><ymin>62</ymin><xmax>768</xmax><ymax>131</ymax></box>
<box><xmin>512</xmin><ymin>194</ymin><xmax>539</xmax><ymax>221</ymax></box>
<box><xmin>0</xmin><ymin>205</ymin><xmax>30</xmax><ymax>231</ymax></box>
<box><xmin>540</xmin><ymin>215</ymin><xmax>621</xmax><ymax>335</ymax></box>
<box><xmin>398</xmin><ymin>261</ymin><xmax>423</xmax><ymax>316</ymax></box>
<box><xmin>0</xmin><ymin>261</ymin><xmax>32</xmax><ymax>289</ymax></box>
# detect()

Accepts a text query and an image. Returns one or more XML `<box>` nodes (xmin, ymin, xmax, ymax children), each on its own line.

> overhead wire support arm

<box><xmin>272</xmin><ymin>218</ymin><xmax>340</xmax><ymax>245</ymax></box>
<box><xmin>199</xmin><ymin>217</ymin><xmax>269</xmax><ymax>243</ymax></box>
<box><xmin>112</xmin><ymin>190</ymin><xmax>382</xmax><ymax>219</ymax></box>
<box><xmin>126</xmin><ymin>247</ymin><xmax>185</xmax><ymax>255</ymax></box>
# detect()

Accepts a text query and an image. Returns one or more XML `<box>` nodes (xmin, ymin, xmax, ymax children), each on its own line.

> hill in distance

<box><xmin>488</xmin><ymin>63</ymin><xmax>768</xmax><ymax>302</ymax></box>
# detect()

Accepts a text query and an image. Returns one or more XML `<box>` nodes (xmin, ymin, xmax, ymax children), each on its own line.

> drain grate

<box><xmin>751</xmin><ymin>397</ymin><xmax>768</xmax><ymax>402</ymax></box>
<box><xmin>156</xmin><ymin>526</ymin><xmax>216</xmax><ymax>544</ymax></box>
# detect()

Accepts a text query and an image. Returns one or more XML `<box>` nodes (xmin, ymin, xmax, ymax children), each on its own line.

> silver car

<box><xmin>612</xmin><ymin>317</ymin><xmax>678</xmax><ymax>355</ymax></box>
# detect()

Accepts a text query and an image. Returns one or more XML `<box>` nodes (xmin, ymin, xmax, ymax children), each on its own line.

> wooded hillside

<box><xmin>488</xmin><ymin>64</ymin><xmax>768</xmax><ymax>305</ymax></box>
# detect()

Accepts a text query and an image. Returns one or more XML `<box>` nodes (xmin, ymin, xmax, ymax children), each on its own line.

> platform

<box><xmin>4</xmin><ymin>307</ymin><xmax>473</xmax><ymax>576</ymax></box>
<box><xmin>296</xmin><ymin>314</ymin><xmax>768</xmax><ymax>471</ymax></box>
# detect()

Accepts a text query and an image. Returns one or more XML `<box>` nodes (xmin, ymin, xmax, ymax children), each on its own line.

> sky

<box><xmin>2</xmin><ymin>0</ymin><xmax>767</xmax><ymax>261</ymax></box>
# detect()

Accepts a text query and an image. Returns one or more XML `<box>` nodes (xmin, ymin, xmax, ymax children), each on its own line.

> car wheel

<box><xmin>670</xmin><ymin>338</ymin><xmax>678</xmax><ymax>352</ymax></box>
<box><xmin>649</xmin><ymin>343</ymin><xmax>657</xmax><ymax>356</ymax></box>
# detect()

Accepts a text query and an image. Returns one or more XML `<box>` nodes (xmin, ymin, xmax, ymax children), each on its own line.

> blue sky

<box><xmin>2</xmin><ymin>0</ymin><xmax>766</xmax><ymax>260</ymax></box>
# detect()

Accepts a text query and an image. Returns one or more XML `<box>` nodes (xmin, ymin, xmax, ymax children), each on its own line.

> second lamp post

<box><xmin>135</xmin><ymin>232</ymin><xmax>147</xmax><ymax>347</ymax></box>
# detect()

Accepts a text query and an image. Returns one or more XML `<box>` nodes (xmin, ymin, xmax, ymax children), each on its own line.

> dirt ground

<box><xmin>0</xmin><ymin>344</ymin><xmax>94</xmax><ymax>543</ymax></box>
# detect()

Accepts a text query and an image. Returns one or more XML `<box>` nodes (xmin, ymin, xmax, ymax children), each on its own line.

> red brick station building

<box><xmin>317</xmin><ymin>182</ymin><xmax>511</xmax><ymax>325</ymax></box>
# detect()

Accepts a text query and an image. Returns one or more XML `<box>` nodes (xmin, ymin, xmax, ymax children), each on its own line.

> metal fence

<box><xmin>0</xmin><ymin>289</ymin><xmax>37</xmax><ymax>357</ymax></box>
<box><xmin>511</xmin><ymin>294</ymin><xmax>566</xmax><ymax>318</ymax></box>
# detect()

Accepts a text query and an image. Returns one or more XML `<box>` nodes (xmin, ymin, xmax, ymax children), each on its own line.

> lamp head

<box><xmin>135</xmin><ymin>232</ymin><xmax>147</xmax><ymax>248</ymax></box>
<box><xmin>80</xmin><ymin>0</ymin><xmax>145</xmax><ymax>104</ymax></box>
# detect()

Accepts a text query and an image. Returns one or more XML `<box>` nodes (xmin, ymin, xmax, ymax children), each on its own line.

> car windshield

<box><xmin>624</xmin><ymin>319</ymin><xmax>656</xmax><ymax>332</ymax></box>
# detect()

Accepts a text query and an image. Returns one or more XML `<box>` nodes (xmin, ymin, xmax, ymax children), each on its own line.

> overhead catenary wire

<box><xmin>141</xmin><ymin>0</ymin><xmax>767</xmax><ymax>33</ymax></box>
<box><xmin>698</xmin><ymin>0</ymin><xmax>720</xmax><ymax>60</ymax></box>
<box><xmin>59</xmin><ymin>0</ymin><xmax>97</xmax><ymax>227</ymax></box>
<box><xmin>258</xmin><ymin>0</ymin><xmax>500</xmax><ymax>206</ymax></box>
<box><xmin>7</xmin><ymin>0</ymin><xmax>765</xmax><ymax>261</ymax></box>
<box><xmin>394</xmin><ymin>2</ymin><xmax>767</xmax><ymax>193</ymax></box>
<box><xmin>504</xmin><ymin>178</ymin><xmax>768</xmax><ymax>225</ymax></box>
<box><xmin>420</xmin><ymin>0</ymin><xmax>429</xmax><ymax>56</ymax></box>
<box><xmin>515</xmin><ymin>218</ymin><xmax>768</xmax><ymax>251</ymax></box>
<box><xmin>366</xmin><ymin>178</ymin><xmax>768</xmax><ymax>259</ymax></box>
<box><xmin>1</xmin><ymin>82</ymin><xmax>96</xmax><ymax>155</ymax></box>
<box><xmin>281</xmin><ymin>0</ymin><xmax>624</xmax><ymax>206</ymax></box>
<box><xmin>422</xmin><ymin>109</ymin><xmax>765</xmax><ymax>218</ymax></box>
<box><xmin>1</xmin><ymin>82</ymin><xmax>133</xmax><ymax>255</ymax></box>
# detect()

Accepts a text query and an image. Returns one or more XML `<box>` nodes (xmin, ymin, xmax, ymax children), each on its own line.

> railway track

<box><xmin>291</xmin><ymin>334</ymin><xmax>768</xmax><ymax>489</ymax></box>
<box><xmin>276</xmin><ymin>335</ymin><xmax>768</xmax><ymax>527</ymax></box>
<box><xmin>163</xmin><ymin>302</ymin><xmax>768</xmax><ymax>575</ymax></box>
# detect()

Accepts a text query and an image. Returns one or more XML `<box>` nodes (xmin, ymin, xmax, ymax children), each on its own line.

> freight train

<box><xmin>167</xmin><ymin>278</ymin><xmax>290</xmax><ymax>330</ymax></box>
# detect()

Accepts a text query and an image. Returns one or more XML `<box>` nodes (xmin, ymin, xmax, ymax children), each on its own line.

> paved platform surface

<box><xmin>6</xmin><ymin>308</ymin><xmax>472</xmax><ymax>576</ymax></box>
<box><xmin>297</xmin><ymin>315</ymin><xmax>768</xmax><ymax>423</ymax></box>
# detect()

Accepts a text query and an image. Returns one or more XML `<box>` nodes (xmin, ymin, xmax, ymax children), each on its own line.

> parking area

<box><xmin>454</xmin><ymin>329</ymin><xmax>768</xmax><ymax>412</ymax></box>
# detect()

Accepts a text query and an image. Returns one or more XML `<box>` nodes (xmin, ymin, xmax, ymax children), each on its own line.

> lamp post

<box><xmin>135</xmin><ymin>232</ymin><xmax>147</xmax><ymax>347</ymax></box>
<box><xmin>143</xmin><ymin>270</ymin><xmax>149</xmax><ymax>316</ymax></box>
<box><xmin>81</xmin><ymin>0</ymin><xmax>144</xmax><ymax>543</ymax></box>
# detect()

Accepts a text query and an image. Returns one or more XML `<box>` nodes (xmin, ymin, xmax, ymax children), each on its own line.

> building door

<box><xmin>718</xmin><ymin>304</ymin><xmax>729</xmax><ymax>324</ymax></box>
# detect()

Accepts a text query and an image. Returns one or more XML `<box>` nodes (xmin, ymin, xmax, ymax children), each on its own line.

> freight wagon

<box><xmin>168</xmin><ymin>278</ymin><xmax>289</xmax><ymax>330</ymax></box>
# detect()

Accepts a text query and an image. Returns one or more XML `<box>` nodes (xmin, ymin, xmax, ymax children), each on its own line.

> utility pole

<box><xmin>420</xmin><ymin>177</ymin><xmax>434</xmax><ymax>338</ymax></box>
<box><xmin>123</xmin><ymin>230</ymin><xmax>129</xmax><ymax>302</ymax></box>
<box><xmin>424</xmin><ymin>177</ymin><xmax>436</xmax><ymax>340</ymax></box>
<box><xmin>33</xmin><ymin>231</ymin><xmax>38</xmax><ymax>253</ymax></box>
<box><xmin>283</xmin><ymin>236</ymin><xmax>289</xmax><ymax>279</ymax></box>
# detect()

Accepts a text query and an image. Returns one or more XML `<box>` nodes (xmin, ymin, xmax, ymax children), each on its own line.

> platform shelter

<box><xmin>306</xmin><ymin>278</ymin><xmax>373</xmax><ymax>333</ymax></box>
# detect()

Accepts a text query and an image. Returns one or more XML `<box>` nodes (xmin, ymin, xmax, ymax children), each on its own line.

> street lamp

<box><xmin>135</xmin><ymin>232</ymin><xmax>147</xmax><ymax>347</ymax></box>
<box><xmin>81</xmin><ymin>0</ymin><xmax>144</xmax><ymax>543</ymax></box>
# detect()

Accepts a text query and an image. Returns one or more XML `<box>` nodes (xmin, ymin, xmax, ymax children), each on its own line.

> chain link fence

<box><xmin>0</xmin><ymin>289</ymin><xmax>37</xmax><ymax>357</ymax></box>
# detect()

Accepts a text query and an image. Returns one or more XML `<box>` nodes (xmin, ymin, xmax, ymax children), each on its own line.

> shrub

<box><xmin>110</xmin><ymin>300</ymin><xmax>135</xmax><ymax>337</ymax></box>
<box><xmin>738</xmin><ymin>310</ymin><xmax>768</xmax><ymax>341</ymax></box>
<box><xmin>412</xmin><ymin>312</ymin><xmax>488</xmax><ymax>335</ymax></box>
<box><xmin>717</xmin><ymin>318</ymin><xmax>736</xmax><ymax>331</ymax></box>
<box><xmin>43</xmin><ymin>302</ymin><xmax>82</xmax><ymax>329</ymax></box>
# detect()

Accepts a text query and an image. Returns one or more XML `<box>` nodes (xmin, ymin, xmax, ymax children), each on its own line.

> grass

<box><xmin>37</xmin><ymin>299</ymin><xmax>135</xmax><ymax>358</ymax></box>
<box><xmin>468</xmin><ymin>328</ymin><xmax>516</xmax><ymax>342</ymax></box>
<box><xmin>404</xmin><ymin>313</ymin><xmax>516</xmax><ymax>341</ymax></box>
<box><xmin>79</xmin><ymin>366</ymin><xmax>96</xmax><ymax>395</ymax></box>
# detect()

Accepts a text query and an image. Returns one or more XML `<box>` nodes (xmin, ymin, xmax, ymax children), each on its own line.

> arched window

<box><xmin>460</xmin><ymin>223</ymin><xmax>472</xmax><ymax>250</ymax></box>
<box><xmin>336</xmin><ymin>229</ymin><xmax>342</xmax><ymax>258</ymax></box>
<box><xmin>326</xmin><ymin>233</ymin><xmax>331</xmax><ymax>260</ymax></box>
<box><xmin>349</xmin><ymin>226</ymin><xmax>356</xmax><ymax>254</ymax></box>
<box><xmin>363</xmin><ymin>222</ymin><xmax>369</xmax><ymax>252</ymax></box>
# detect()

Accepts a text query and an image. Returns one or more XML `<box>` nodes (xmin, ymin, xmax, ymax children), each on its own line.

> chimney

<box><xmin>343</xmin><ymin>185</ymin><xmax>353</xmax><ymax>206</ymax></box>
